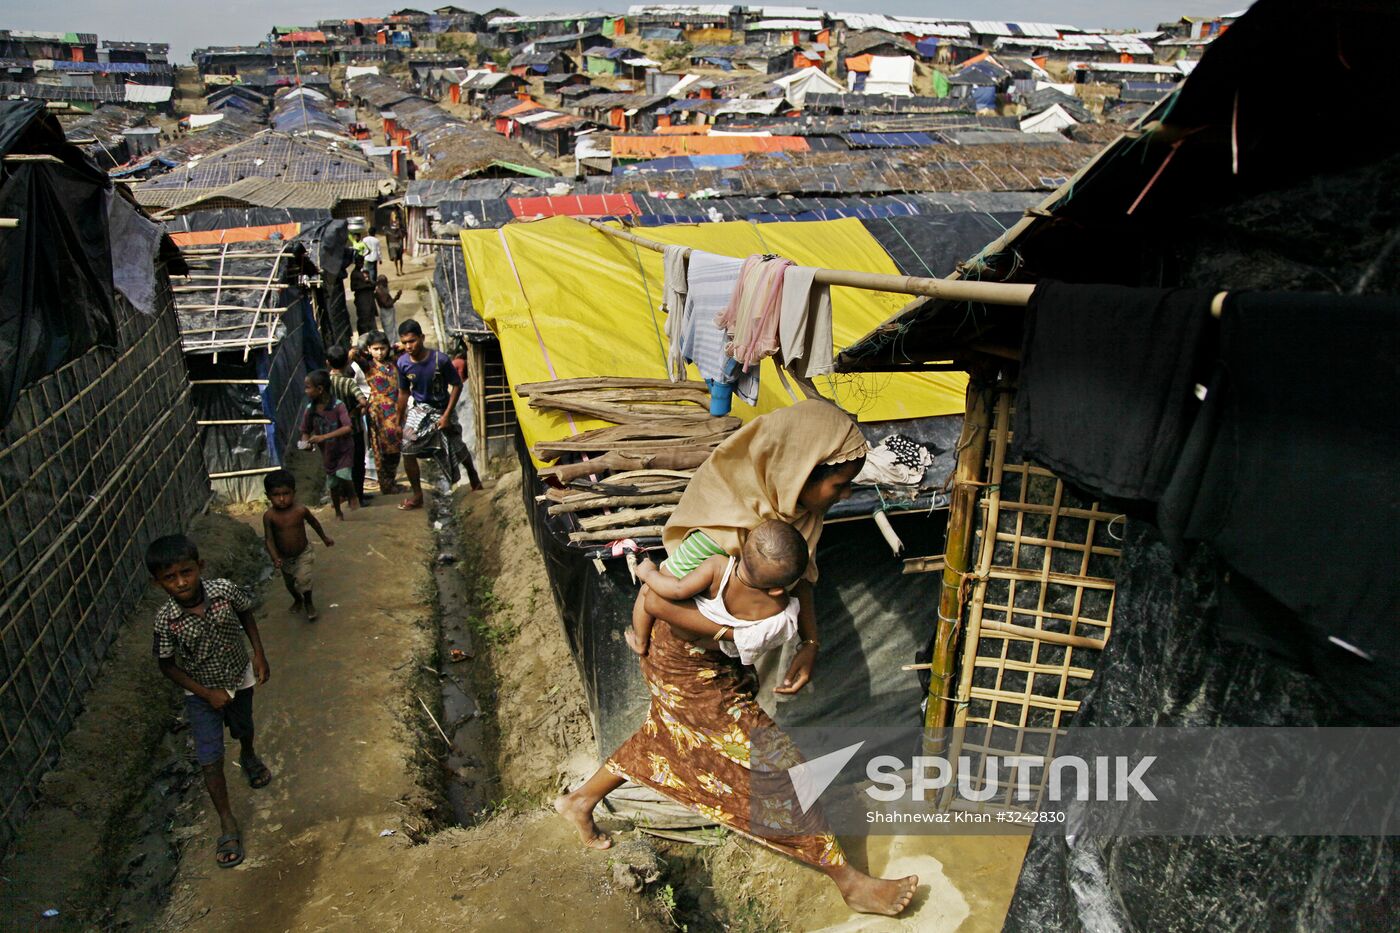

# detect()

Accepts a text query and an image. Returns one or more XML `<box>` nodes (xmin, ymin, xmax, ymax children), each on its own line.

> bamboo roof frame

<box><xmin>171</xmin><ymin>240</ymin><xmax>292</xmax><ymax>357</ymax></box>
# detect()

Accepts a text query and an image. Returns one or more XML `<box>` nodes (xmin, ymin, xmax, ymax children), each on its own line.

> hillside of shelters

<box><xmin>9</xmin><ymin>3</ymin><xmax>1391</xmax><ymax>931</ymax></box>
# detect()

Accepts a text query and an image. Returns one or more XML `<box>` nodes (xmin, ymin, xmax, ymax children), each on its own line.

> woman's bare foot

<box><xmin>624</xmin><ymin>629</ymin><xmax>649</xmax><ymax>656</ymax></box>
<box><xmin>830</xmin><ymin>864</ymin><xmax>919</xmax><ymax>916</ymax></box>
<box><xmin>553</xmin><ymin>792</ymin><xmax>612</xmax><ymax>850</ymax></box>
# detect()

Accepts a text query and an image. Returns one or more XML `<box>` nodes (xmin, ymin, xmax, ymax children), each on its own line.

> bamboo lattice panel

<box><xmin>482</xmin><ymin>343</ymin><xmax>519</xmax><ymax>443</ymax></box>
<box><xmin>948</xmin><ymin>388</ymin><xmax>1123</xmax><ymax>811</ymax></box>
<box><xmin>0</xmin><ymin>280</ymin><xmax>207</xmax><ymax>851</ymax></box>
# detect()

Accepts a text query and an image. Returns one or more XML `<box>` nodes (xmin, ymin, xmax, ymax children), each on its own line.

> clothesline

<box><xmin>576</xmin><ymin>217</ymin><xmax>1231</xmax><ymax>318</ymax></box>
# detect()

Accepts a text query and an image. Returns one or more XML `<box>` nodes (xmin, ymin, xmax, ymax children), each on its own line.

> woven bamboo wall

<box><xmin>0</xmin><ymin>276</ymin><xmax>208</xmax><ymax>851</ymax></box>
<box><xmin>947</xmin><ymin>386</ymin><xmax>1123</xmax><ymax>811</ymax></box>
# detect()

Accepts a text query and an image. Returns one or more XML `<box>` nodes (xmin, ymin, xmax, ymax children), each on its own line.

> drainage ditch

<box><xmin>424</xmin><ymin>478</ymin><xmax>494</xmax><ymax>825</ymax></box>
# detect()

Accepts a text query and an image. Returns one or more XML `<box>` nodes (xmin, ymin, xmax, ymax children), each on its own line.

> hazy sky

<box><xmin>0</xmin><ymin>1</ymin><xmax>1232</xmax><ymax>61</ymax></box>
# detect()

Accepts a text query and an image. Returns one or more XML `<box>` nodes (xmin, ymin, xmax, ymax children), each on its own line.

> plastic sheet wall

<box><xmin>1002</xmin><ymin>523</ymin><xmax>1398</xmax><ymax>931</ymax></box>
<box><xmin>516</xmin><ymin>436</ymin><xmax>948</xmax><ymax>756</ymax></box>
<box><xmin>0</xmin><ymin>281</ymin><xmax>207</xmax><ymax>852</ymax></box>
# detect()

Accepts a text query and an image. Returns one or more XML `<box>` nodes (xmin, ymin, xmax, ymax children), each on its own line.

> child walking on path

<box><xmin>262</xmin><ymin>469</ymin><xmax>335</xmax><ymax>620</ymax></box>
<box><xmin>147</xmin><ymin>534</ymin><xmax>271</xmax><ymax>870</ymax></box>
<box><xmin>360</xmin><ymin>330</ymin><xmax>403</xmax><ymax>494</ymax></box>
<box><xmin>327</xmin><ymin>345</ymin><xmax>371</xmax><ymax>502</ymax></box>
<box><xmin>301</xmin><ymin>369</ymin><xmax>358</xmax><ymax>519</ymax></box>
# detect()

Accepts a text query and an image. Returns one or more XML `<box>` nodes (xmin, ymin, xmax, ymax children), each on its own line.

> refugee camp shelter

<box><xmin>457</xmin><ymin>214</ymin><xmax>1028</xmax><ymax>755</ymax></box>
<box><xmin>0</xmin><ymin>101</ymin><xmax>207</xmax><ymax>850</ymax></box>
<box><xmin>837</xmin><ymin>0</ymin><xmax>1398</xmax><ymax>926</ymax></box>
<box><xmin>160</xmin><ymin>213</ymin><xmax>349</xmax><ymax>501</ymax></box>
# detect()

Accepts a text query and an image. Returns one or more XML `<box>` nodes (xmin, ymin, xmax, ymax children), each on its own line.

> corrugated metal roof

<box><xmin>844</xmin><ymin>131</ymin><xmax>938</xmax><ymax>148</ymax></box>
<box><xmin>507</xmin><ymin>194</ymin><xmax>639</xmax><ymax>218</ymax></box>
<box><xmin>135</xmin><ymin>177</ymin><xmax>386</xmax><ymax>211</ymax></box>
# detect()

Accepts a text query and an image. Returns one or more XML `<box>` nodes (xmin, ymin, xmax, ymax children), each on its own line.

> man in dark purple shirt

<box><xmin>394</xmin><ymin>319</ymin><xmax>481</xmax><ymax>508</ymax></box>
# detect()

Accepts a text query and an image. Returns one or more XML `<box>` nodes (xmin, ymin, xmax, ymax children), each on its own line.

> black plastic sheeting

<box><xmin>517</xmin><ymin>424</ymin><xmax>954</xmax><ymax>757</ymax></box>
<box><xmin>432</xmin><ymin>244</ymin><xmax>491</xmax><ymax>340</ymax></box>
<box><xmin>0</xmin><ymin>101</ymin><xmax>117</xmax><ymax>428</ymax></box>
<box><xmin>435</xmin><ymin>198</ymin><xmax>518</xmax><ymax>230</ymax></box>
<box><xmin>860</xmin><ymin>212</ymin><xmax>1024</xmax><ymax>279</ymax></box>
<box><xmin>296</xmin><ymin>217</ymin><xmax>352</xmax><ymax>351</ymax></box>
<box><xmin>1003</xmin><ymin>523</ymin><xmax>1399</xmax><ymax>932</ymax></box>
<box><xmin>163</xmin><ymin>207</ymin><xmax>333</xmax><ymax>232</ymax></box>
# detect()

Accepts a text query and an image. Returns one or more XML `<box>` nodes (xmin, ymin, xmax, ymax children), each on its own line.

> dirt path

<box><xmin>152</xmin><ymin>482</ymin><xmax>659</xmax><ymax>932</ymax></box>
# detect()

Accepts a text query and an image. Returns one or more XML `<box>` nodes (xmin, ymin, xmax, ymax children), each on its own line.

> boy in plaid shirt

<box><xmin>147</xmin><ymin>534</ymin><xmax>271</xmax><ymax>869</ymax></box>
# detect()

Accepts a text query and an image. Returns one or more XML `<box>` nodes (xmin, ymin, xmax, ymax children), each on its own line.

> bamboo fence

<box><xmin>0</xmin><ymin>280</ymin><xmax>208</xmax><ymax>851</ymax></box>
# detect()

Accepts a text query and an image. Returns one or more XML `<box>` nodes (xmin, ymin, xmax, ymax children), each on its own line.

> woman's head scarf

<box><xmin>663</xmin><ymin>399</ymin><xmax>867</xmax><ymax>582</ymax></box>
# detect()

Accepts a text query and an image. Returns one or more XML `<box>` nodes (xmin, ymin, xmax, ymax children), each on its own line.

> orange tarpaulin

<box><xmin>501</xmin><ymin>99</ymin><xmax>539</xmax><ymax>116</ymax></box>
<box><xmin>611</xmin><ymin>135</ymin><xmax>809</xmax><ymax>158</ymax></box>
<box><xmin>844</xmin><ymin>53</ymin><xmax>874</xmax><ymax>72</ymax></box>
<box><xmin>168</xmin><ymin>223</ymin><xmax>302</xmax><ymax>247</ymax></box>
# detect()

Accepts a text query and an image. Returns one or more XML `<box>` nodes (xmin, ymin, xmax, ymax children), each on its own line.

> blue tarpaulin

<box><xmin>971</xmin><ymin>85</ymin><xmax>998</xmax><ymax>109</ymax></box>
<box><xmin>844</xmin><ymin>131</ymin><xmax>938</xmax><ymax>148</ymax></box>
<box><xmin>915</xmin><ymin>37</ymin><xmax>941</xmax><ymax>57</ymax></box>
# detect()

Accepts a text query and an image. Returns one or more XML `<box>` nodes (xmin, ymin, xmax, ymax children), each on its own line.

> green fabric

<box><xmin>490</xmin><ymin>160</ymin><xmax>554</xmax><ymax>178</ymax></box>
<box><xmin>662</xmin><ymin>530</ymin><xmax>726</xmax><ymax>577</ymax></box>
<box><xmin>931</xmin><ymin>70</ymin><xmax>950</xmax><ymax>98</ymax></box>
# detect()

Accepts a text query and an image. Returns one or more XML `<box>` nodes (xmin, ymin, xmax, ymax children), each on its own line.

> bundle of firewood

<box><xmin>520</xmin><ymin>377</ymin><xmax>741</xmax><ymax>544</ymax></box>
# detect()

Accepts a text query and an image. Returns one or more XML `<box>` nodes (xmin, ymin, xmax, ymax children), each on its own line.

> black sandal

<box><xmin>241</xmin><ymin>754</ymin><xmax>272</xmax><ymax>789</ymax></box>
<box><xmin>216</xmin><ymin>832</ymin><xmax>244</xmax><ymax>868</ymax></box>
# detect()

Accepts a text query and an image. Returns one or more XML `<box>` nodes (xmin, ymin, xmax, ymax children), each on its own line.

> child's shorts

<box><xmin>185</xmin><ymin>688</ymin><xmax>255</xmax><ymax>766</ymax></box>
<box><xmin>281</xmin><ymin>546</ymin><xmax>315</xmax><ymax>592</ymax></box>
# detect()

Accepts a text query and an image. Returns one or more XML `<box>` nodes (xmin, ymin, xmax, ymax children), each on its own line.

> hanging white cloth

<box><xmin>661</xmin><ymin>244</ymin><xmax>690</xmax><ymax>381</ymax></box>
<box><xmin>777</xmin><ymin>264</ymin><xmax>835</xmax><ymax>378</ymax></box>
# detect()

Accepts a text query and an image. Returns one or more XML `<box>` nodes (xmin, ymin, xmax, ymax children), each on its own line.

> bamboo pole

<box><xmin>0</xmin><ymin>218</ymin><xmax>19</xmax><ymax>229</ymax></box>
<box><xmin>207</xmin><ymin>466</ymin><xmax>281</xmax><ymax>479</ymax></box>
<box><xmin>979</xmin><ymin>620</ymin><xmax>1106</xmax><ymax>651</ymax></box>
<box><xmin>950</xmin><ymin>388</ymin><xmax>1012</xmax><ymax>731</ymax></box>
<box><xmin>575</xmin><ymin>504</ymin><xmax>675</xmax><ymax>531</ymax></box>
<box><xmin>188</xmin><ymin>379</ymin><xmax>270</xmax><ymax>385</ymax></box>
<box><xmin>172</xmin><ymin>284</ymin><xmax>290</xmax><ymax>292</ymax></box>
<box><xmin>925</xmin><ymin>375</ymin><xmax>995</xmax><ymax>738</ymax></box>
<box><xmin>568</xmin><ymin>524</ymin><xmax>666</xmax><ymax>543</ymax></box>
<box><xmin>578</xmin><ymin>217</ymin><xmax>1037</xmax><ymax>307</ymax></box>
<box><xmin>548</xmin><ymin>492</ymin><xmax>684</xmax><ymax>515</ymax></box>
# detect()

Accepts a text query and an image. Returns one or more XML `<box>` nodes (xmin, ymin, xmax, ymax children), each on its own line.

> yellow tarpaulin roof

<box><xmin>458</xmin><ymin>216</ymin><xmax>966</xmax><ymax>464</ymax></box>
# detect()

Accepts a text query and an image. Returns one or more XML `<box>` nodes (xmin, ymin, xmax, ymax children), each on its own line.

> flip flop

<box><xmin>241</xmin><ymin>754</ymin><xmax>272</xmax><ymax>789</ymax></box>
<box><xmin>398</xmin><ymin>498</ymin><xmax>423</xmax><ymax>511</ymax></box>
<box><xmin>216</xmin><ymin>832</ymin><xmax>244</xmax><ymax>868</ymax></box>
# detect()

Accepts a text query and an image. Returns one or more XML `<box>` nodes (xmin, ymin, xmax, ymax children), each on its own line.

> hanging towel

<box><xmin>661</xmin><ymin>244</ymin><xmax>689</xmax><ymax>382</ymax></box>
<box><xmin>681</xmin><ymin>250</ymin><xmax>744</xmax><ymax>384</ymax></box>
<box><xmin>718</xmin><ymin>255</ymin><xmax>791</xmax><ymax>370</ymax></box>
<box><xmin>1158</xmin><ymin>291</ymin><xmax>1399</xmax><ymax>722</ymax></box>
<box><xmin>1013</xmin><ymin>281</ymin><xmax>1213</xmax><ymax>501</ymax></box>
<box><xmin>777</xmin><ymin>264</ymin><xmax>834</xmax><ymax>378</ymax></box>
